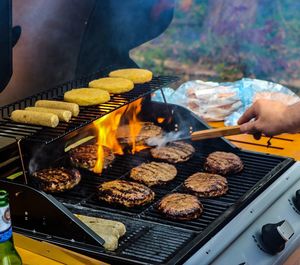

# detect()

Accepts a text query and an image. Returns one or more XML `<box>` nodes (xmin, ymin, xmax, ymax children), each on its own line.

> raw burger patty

<box><xmin>88</xmin><ymin>77</ymin><xmax>134</xmax><ymax>94</ymax></box>
<box><xmin>204</xmin><ymin>151</ymin><xmax>243</xmax><ymax>175</ymax></box>
<box><xmin>32</xmin><ymin>167</ymin><xmax>81</xmax><ymax>192</ymax></box>
<box><xmin>158</xmin><ymin>193</ymin><xmax>203</xmax><ymax>221</ymax></box>
<box><xmin>184</xmin><ymin>172</ymin><xmax>228</xmax><ymax>197</ymax></box>
<box><xmin>98</xmin><ymin>180</ymin><xmax>155</xmax><ymax>207</ymax></box>
<box><xmin>109</xmin><ymin>68</ymin><xmax>153</xmax><ymax>84</ymax></box>
<box><xmin>64</xmin><ymin>88</ymin><xmax>110</xmax><ymax>106</ymax></box>
<box><xmin>130</xmin><ymin>162</ymin><xmax>177</xmax><ymax>187</ymax></box>
<box><xmin>117</xmin><ymin>122</ymin><xmax>163</xmax><ymax>145</ymax></box>
<box><xmin>69</xmin><ymin>144</ymin><xmax>115</xmax><ymax>171</ymax></box>
<box><xmin>150</xmin><ymin>141</ymin><xmax>195</xmax><ymax>163</ymax></box>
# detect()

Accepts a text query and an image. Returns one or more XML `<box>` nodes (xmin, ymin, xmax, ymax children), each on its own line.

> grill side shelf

<box><xmin>0</xmin><ymin>180</ymin><xmax>105</xmax><ymax>247</ymax></box>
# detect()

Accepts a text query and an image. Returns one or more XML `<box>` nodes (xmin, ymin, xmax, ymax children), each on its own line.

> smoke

<box><xmin>28</xmin><ymin>141</ymin><xmax>65</xmax><ymax>174</ymax></box>
<box><xmin>28</xmin><ymin>145</ymin><xmax>44</xmax><ymax>174</ymax></box>
<box><xmin>146</xmin><ymin>130</ymin><xmax>189</xmax><ymax>147</ymax></box>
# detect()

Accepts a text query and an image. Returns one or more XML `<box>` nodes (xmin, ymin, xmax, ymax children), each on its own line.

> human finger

<box><xmin>238</xmin><ymin>104</ymin><xmax>258</xmax><ymax>125</ymax></box>
<box><xmin>239</xmin><ymin>120</ymin><xmax>261</xmax><ymax>135</ymax></box>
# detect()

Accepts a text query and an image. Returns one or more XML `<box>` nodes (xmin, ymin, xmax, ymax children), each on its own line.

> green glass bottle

<box><xmin>0</xmin><ymin>190</ymin><xmax>22</xmax><ymax>265</ymax></box>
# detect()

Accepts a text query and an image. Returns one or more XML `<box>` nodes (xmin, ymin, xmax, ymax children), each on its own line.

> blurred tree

<box><xmin>202</xmin><ymin>0</ymin><xmax>258</xmax><ymax>36</ymax></box>
<box><xmin>132</xmin><ymin>0</ymin><xmax>300</xmax><ymax>89</ymax></box>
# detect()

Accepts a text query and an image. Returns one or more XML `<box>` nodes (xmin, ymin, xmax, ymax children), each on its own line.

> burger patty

<box><xmin>157</xmin><ymin>193</ymin><xmax>203</xmax><ymax>221</ymax></box>
<box><xmin>98</xmin><ymin>180</ymin><xmax>155</xmax><ymax>207</ymax></box>
<box><xmin>130</xmin><ymin>162</ymin><xmax>177</xmax><ymax>187</ymax></box>
<box><xmin>150</xmin><ymin>141</ymin><xmax>195</xmax><ymax>163</ymax></box>
<box><xmin>204</xmin><ymin>151</ymin><xmax>243</xmax><ymax>175</ymax></box>
<box><xmin>32</xmin><ymin>167</ymin><xmax>81</xmax><ymax>192</ymax></box>
<box><xmin>184</xmin><ymin>172</ymin><xmax>228</xmax><ymax>197</ymax></box>
<box><xmin>69</xmin><ymin>144</ymin><xmax>115</xmax><ymax>171</ymax></box>
<box><xmin>117</xmin><ymin>122</ymin><xmax>163</xmax><ymax>145</ymax></box>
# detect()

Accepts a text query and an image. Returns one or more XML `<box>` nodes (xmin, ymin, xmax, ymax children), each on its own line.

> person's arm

<box><xmin>237</xmin><ymin>99</ymin><xmax>300</xmax><ymax>138</ymax></box>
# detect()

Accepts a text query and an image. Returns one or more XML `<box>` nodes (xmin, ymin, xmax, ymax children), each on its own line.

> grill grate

<box><xmin>51</xmin><ymin>143</ymin><xmax>289</xmax><ymax>233</ymax></box>
<box><xmin>14</xmin><ymin>210</ymin><xmax>196</xmax><ymax>265</ymax></box>
<box><xmin>40</xmin><ymin>138</ymin><xmax>293</xmax><ymax>264</ymax></box>
<box><xmin>120</xmin><ymin>225</ymin><xmax>194</xmax><ymax>263</ymax></box>
<box><xmin>0</xmin><ymin>72</ymin><xmax>178</xmax><ymax>144</ymax></box>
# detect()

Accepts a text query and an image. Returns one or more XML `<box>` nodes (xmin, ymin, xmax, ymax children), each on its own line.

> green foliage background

<box><xmin>131</xmin><ymin>0</ymin><xmax>300</xmax><ymax>89</ymax></box>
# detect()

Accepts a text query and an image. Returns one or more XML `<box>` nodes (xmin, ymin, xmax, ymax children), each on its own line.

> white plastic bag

<box><xmin>253</xmin><ymin>91</ymin><xmax>299</xmax><ymax>105</ymax></box>
<box><xmin>225</xmin><ymin>78</ymin><xmax>300</xmax><ymax>125</ymax></box>
<box><xmin>152</xmin><ymin>78</ymin><xmax>300</xmax><ymax>123</ymax></box>
<box><xmin>152</xmin><ymin>80</ymin><xmax>241</xmax><ymax>121</ymax></box>
<box><xmin>184</xmin><ymin>81</ymin><xmax>241</xmax><ymax>121</ymax></box>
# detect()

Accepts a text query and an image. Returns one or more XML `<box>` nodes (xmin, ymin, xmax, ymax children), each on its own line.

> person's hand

<box><xmin>238</xmin><ymin>99</ymin><xmax>290</xmax><ymax>139</ymax></box>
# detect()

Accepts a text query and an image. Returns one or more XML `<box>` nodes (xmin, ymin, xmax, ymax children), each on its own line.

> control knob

<box><xmin>293</xmin><ymin>189</ymin><xmax>300</xmax><ymax>212</ymax></box>
<box><xmin>261</xmin><ymin>220</ymin><xmax>294</xmax><ymax>254</ymax></box>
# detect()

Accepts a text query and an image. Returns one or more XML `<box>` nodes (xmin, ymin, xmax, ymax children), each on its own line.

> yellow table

<box><xmin>17</xmin><ymin>248</ymin><xmax>63</xmax><ymax>265</ymax></box>
<box><xmin>14</xmin><ymin>233</ymin><xmax>107</xmax><ymax>265</ymax></box>
<box><xmin>209</xmin><ymin>122</ymin><xmax>300</xmax><ymax>160</ymax></box>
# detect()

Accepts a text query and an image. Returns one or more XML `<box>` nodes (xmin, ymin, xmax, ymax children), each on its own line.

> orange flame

<box><xmin>93</xmin><ymin>98</ymin><xmax>147</xmax><ymax>173</ymax></box>
<box><xmin>157</xmin><ymin>117</ymin><xmax>165</xmax><ymax>124</ymax></box>
<box><xmin>127</xmin><ymin>99</ymin><xmax>144</xmax><ymax>154</ymax></box>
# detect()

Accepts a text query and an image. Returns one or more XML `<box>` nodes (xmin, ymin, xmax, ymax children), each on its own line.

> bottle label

<box><xmin>0</xmin><ymin>205</ymin><xmax>12</xmax><ymax>242</ymax></box>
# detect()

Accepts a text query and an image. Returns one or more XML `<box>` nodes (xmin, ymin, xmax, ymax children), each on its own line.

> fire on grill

<box><xmin>92</xmin><ymin>98</ymin><xmax>152</xmax><ymax>174</ymax></box>
<box><xmin>0</xmin><ymin>73</ymin><xmax>294</xmax><ymax>265</ymax></box>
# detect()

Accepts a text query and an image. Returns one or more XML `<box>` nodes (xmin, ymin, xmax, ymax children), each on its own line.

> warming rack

<box><xmin>0</xmin><ymin>67</ymin><xmax>177</xmax><ymax>145</ymax></box>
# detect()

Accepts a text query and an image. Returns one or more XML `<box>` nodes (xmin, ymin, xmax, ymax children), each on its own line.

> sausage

<box><xmin>76</xmin><ymin>214</ymin><xmax>126</xmax><ymax>236</ymax></box>
<box><xmin>35</xmin><ymin>100</ymin><xmax>79</xmax><ymax>117</ymax></box>
<box><xmin>11</xmin><ymin>110</ymin><xmax>59</xmax><ymax>128</ymax></box>
<box><xmin>25</xmin><ymin>107</ymin><xmax>72</xmax><ymax>122</ymax></box>
<box><xmin>75</xmin><ymin>214</ymin><xmax>126</xmax><ymax>250</ymax></box>
<box><xmin>93</xmin><ymin>230</ymin><xmax>118</xmax><ymax>251</ymax></box>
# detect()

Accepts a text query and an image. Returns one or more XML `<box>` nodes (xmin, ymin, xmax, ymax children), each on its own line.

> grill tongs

<box><xmin>190</xmin><ymin>125</ymin><xmax>241</xmax><ymax>141</ymax></box>
<box><xmin>147</xmin><ymin>125</ymin><xmax>242</xmax><ymax>146</ymax></box>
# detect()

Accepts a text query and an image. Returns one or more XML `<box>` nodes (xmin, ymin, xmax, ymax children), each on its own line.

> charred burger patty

<box><xmin>130</xmin><ymin>162</ymin><xmax>177</xmax><ymax>187</ymax></box>
<box><xmin>158</xmin><ymin>193</ymin><xmax>203</xmax><ymax>221</ymax></box>
<box><xmin>204</xmin><ymin>151</ymin><xmax>243</xmax><ymax>175</ymax></box>
<box><xmin>32</xmin><ymin>167</ymin><xmax>81</xmax><ymax>192</ymax></box>
<box><xmin>150</xmin><ymin>141</ymin><xmax>195</xmax><ymax>163</ymax></box>
<box><xmin>98</xmin><ymin>180</ymin><xmax>155</xmax><ymax>207</ymax></box>
<box><xmin>184</xmin><ymin>172</ymin><xmax>228</xmax><ymax>197</ymax></box>
<box><xmin>69</xmin><ymin>144</ymin><xmax>115</xmax><ymax>171</ymax></box>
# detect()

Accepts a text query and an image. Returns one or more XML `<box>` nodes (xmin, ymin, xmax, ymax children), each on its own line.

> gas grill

<box><xmin>2</xmin><ymin>1</ymin><xmax>300</xmax><ymax>264</ymax></box>
<box><xmin>0</xmin><ymin>68</ymin><xmax>299</xmax><ymax>265</ymax></box>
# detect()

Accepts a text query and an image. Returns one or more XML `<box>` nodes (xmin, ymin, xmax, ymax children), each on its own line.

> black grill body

<box><xmin>0</xmin><ymin>96</ymin><xmax>294</xmax><ymax>264</ymax></box>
